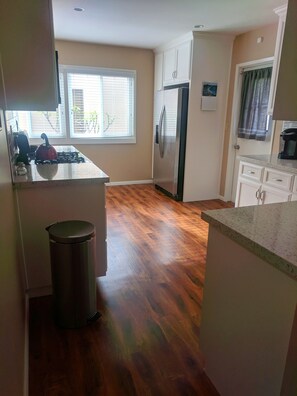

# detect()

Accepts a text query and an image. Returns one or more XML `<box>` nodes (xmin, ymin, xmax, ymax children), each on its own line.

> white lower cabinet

<box><xmin>236</xmin><ymin>161</ymin><xmax>296</xmax><ymax>207</ymax></box>
<box><xmin>260</xmin><ymin>185</ymin><xmax>291</xmax><ymax>204</ymax></box>
<box><xmin>235</xmin><ymin>178</ymin><xmax>261</xmax><ymax>207</ymax></box>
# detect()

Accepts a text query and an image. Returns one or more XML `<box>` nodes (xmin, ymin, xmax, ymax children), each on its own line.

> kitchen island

<box><xmin>200</xmin><ymin>201</ymin><xmax>297</xmax><ymax>396</ymax></box>
<box><xmin>14</xmin><ymin>146</ymin><xmax>109</xmax><ymax>297</ymax></box>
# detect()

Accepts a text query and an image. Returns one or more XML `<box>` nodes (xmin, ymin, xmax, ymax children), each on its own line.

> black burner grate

<box><xmin>34</xmin><ymin>151</ymin><xmax>86</xmax><ymax>164</ymax></box>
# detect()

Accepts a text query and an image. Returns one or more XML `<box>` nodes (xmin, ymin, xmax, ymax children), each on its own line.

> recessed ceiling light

<box><xmin>74</xmin><ymin>7</ymin><xmax>85</xmax><ymax>12</ymax></box>
<box><xmin>194</xmin><ymin>24</ymin><xmax>204</xmax><ymax>29</ymax></box>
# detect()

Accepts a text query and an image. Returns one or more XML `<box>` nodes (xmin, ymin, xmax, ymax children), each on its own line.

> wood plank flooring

<box><xmin>29</xmin><ymin>185</ymin><xmax>233</xmax><ymax>396</ymax></box>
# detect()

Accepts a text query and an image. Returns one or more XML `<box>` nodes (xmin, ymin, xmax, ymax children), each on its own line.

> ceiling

<box><xmin>52</xmin><ymin>0</ymin><xmax>286</xmax><ymax>49</ymax></box>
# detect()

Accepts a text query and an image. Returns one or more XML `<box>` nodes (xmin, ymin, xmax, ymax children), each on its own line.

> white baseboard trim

<box><xmin>106</xmin><ymin>179</ymin><xmax>153</xmax><ymax>186</ymax></box>
<box><xmin>24</xmin><ymin>293</ymin><xmax>29</xmax><ymax>396</ymax></box>
<box><xmin>218</xmin><ymin>194</ymin><xmax>227</xmax><ymax>202</ymax></box>
<box><xmin>218</xmin><ymin>194</ymin><xmax>234</xmax><ymax>203</ymax></box>
<box><xmin>27</xmin><ymin>285</ymin><xmax>52</xmax><ymax>299</ymax></box>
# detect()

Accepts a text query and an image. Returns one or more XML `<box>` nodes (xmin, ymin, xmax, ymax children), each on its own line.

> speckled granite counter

<box><xmin>239</xmin><ymin>153</ymin><xmax>297</xmax><ymax>174</ymax></box>
<box><xmin>202</xmin><ymin>201</ymin><xmax>297</xmax><ymax>281</ymax></box>
<box><xmin>200</xmin><ymin>201</ymin><xmax>297</xmax><ymax>395</ymax></box>
<box><xmin>14</xmin><ymin>162</ymin><xmax>109</xmax><ymax>188</ymax></box>
<box><xmin>13</xmin><ymin>146</ymin><xmax>109</xmax><ymax>188</ymax></box>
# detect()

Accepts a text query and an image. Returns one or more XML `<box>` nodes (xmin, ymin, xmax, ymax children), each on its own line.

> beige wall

<box><xmin>55</xmin><ymin>40</ymin><xmax>154</xmax><ymax>182</ymax></box>
<box><xmin>0</xmin><ymin>112</ymin><xmax>26</xmax><ymax>395</ymax></box>
<box><xmin>220</xmin><ymin>24</ymin><xmax>279</xmax><ymax>196</ymax></box>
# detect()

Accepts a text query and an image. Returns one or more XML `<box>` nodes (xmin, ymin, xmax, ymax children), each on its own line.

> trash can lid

<box><xmin>46</xmin><ymin>220</ymin><xmax>95</xmax><ymax>244</ymax></box>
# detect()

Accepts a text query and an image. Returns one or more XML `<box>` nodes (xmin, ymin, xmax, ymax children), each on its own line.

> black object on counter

<box><xmin>15</xmin><ymin>132</ymin><xmax>30</xmax><ymax>164</ymax></box>
<box><xmin>278</xmin><ymin>128</ymin><xmax>297</xmax><ymax>159</ymax></box>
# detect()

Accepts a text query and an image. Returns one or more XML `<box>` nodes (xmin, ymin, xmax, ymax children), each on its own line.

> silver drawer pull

<box><xmin>272</xmin><ymin>178</ymin><xmax>283</xmax><ymax>182</ymax></box>
<box><xmin>247</xmin><ymin>170</ymin><xmax>255</xmax><ymax>174</ymax></box>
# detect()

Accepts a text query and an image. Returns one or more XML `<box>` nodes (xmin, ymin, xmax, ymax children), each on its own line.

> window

<box><xmin>238</xmin><ymin>66</ymin><xmax>272</xmax><ymax>141</ymax></box>
<box><xmin>10</xmin><ymin>66</ymin><xmax>136</xmax><ymax>144</ymax></box>
<box><xmin>72</xmin><ymin>88</ymin><xmax>84</xmax><ymax>134</ymax></box>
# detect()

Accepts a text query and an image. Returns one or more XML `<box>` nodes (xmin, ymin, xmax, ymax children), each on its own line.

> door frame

<box><xmin>224</xmin><ymin>56</ymin><xmax>275</xmax><ymax>202</ymax></box>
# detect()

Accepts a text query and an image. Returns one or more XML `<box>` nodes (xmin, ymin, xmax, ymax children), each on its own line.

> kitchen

<box><xmin>1</xmin><ymin>0</ymin><xmax>297</xmax><ymax>395</ymax></box>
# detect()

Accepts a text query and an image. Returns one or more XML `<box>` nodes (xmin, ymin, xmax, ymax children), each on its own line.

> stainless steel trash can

<box><xmin>46</xmin><ymin>220</ymin><xmax>100</xmax><ymax>328</ymax></box>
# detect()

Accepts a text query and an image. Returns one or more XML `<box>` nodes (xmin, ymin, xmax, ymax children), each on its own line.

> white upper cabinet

<box><xmin>267</xmin><ymin>5</ymin><xmax>287</xmax><ymax>116</ymax></box>
<box><xmin>162</xmin><ymin>40</ymin><xmax>192</xmax><ymax>86</ymax></box>
<box><xmin>0</xmin><ymin>0</ymin><xmax>59</xmax><ymax>111</ymax></box>
<box><xmin>154</xmin><ymin>52</ymin><xmax>163</xmax><ymax>92</ymax></box>
<box><xmin>163</xmin><ymin>48</ymin><xmax>176</xmax><ymax>85</ymax></box>
<box><xmin>176</xmin><ymin>41</ymin><xmax>192</xmax><ymax>82</ymax></box>
<box><xmin>273</xmin><ymin>0</ymin><xmax>297</xmax><ymax>121</ymax></box>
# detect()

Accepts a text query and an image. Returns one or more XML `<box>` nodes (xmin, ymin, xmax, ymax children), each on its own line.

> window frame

<box><xmin>29</xmin><ymin>64</ymin><xmax>137</xmax><ymax>145</ymax></box>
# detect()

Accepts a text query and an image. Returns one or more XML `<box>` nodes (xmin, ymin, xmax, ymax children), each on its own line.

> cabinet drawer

<box><xmin>240</xmin><ymin>162</ymin><xmax>263</xmax><ymax>181</ymax></box>
<box><xmin>263</xmin><ymin>168</ymin><xmax>293</xmax><ymax>191</ymax></box>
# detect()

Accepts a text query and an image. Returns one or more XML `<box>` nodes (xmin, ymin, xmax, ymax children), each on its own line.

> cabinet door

<box><xmin>267</xmin><ymin>5</ymin><xmax>287</xmax><ymax>115</ymax></box>
<box><xmin>154</xmin><ymin>52</ymin><xmax>163</xmax><ymax>92</ymax></box>
<box><xmin>273</xmin><ymin>0</ymin><xmax>297</xmax><ymax>120</ymax></box>
<box><xmin>235</xmin><ymin>178</ymin><xmax>261</xmax><ymax>207</ymax></box>
<box><xmin>176</xmin><ymin>41</ymin><xmax>192</xmax><ymax>82</ymax></box>
<box><xmin>0</xmin><ymin>0</ymin><xmax>59</xmax><ymax>111</ymax></box>
<box><xmin>163</xmin><ymin>48</ymin><xmax>176</xmax><ymax>86</ymax></box>
<box><xmin>260</xmin><ymin>185</ymin><xmax>291</xmax><ymax>204</ymax></box>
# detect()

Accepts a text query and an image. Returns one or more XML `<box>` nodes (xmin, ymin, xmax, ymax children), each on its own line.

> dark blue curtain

<box><xmin>238</xmin><ymin>67</ymin><xmax>272</xmax><ymax>141</ymax></box>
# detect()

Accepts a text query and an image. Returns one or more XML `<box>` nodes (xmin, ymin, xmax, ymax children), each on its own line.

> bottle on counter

<box><xmin>16</xmin><ymin>162</ymin><xmax>27</xmax><ymax>176</ymax></box>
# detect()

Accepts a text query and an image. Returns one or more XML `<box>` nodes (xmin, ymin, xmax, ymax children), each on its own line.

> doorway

<box><xmin>225</xmin><ymin>57</ymin><xmax>275</xmax><ymax>202</ymax></box>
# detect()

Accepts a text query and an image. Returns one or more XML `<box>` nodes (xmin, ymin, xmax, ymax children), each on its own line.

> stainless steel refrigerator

<box><xmin>153</xmin><ymin>86</ymin><xmax>189</xmax><ymax>201</ymax></box>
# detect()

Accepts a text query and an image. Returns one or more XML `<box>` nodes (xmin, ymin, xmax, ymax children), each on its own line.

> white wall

<box><xmin>183</xmin><ymin>32</ymin><xmax>234</xmax><ymax>202</ymax></box>
<box><xmin>0</xmin><ymin>110</ymin><xmax>27</xmax><ymax>395</ymax></box>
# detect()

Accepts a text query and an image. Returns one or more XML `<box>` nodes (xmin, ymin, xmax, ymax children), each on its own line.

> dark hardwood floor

<box><xmin>29</xmin><ymin>184</ymin><xmax>232</xmax><ymax>395</ymax></box>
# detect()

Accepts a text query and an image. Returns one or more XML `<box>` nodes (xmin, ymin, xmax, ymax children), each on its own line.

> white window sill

<box><xmin>29</xmin><ymin>136</ymin><xmax>136</xmax><ymax>145</ymax></box>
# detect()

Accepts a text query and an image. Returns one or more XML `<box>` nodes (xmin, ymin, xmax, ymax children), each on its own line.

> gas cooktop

<box><xmin>32</xmin><ymin>151</ymin><xmax>86</xmax><ymax>165</ymax></box>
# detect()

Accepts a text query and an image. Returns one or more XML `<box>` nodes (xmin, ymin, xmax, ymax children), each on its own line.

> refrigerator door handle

<box><xmin>155</xmin><ymin>125</ymin><xmax>159</xmax><ymax>144</ymax></box>
<box><xmin>159</xmin><ymin>105</ymin><xmax>165</xmax><ymax>158</ymax></box>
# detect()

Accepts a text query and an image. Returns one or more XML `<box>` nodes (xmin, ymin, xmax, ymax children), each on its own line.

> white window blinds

<box><xmin>66</xmin><ymin>68</ymin><xmax>135</xmax><ymax>139</ymax></box>
<box><xmin>10</xmin><ymin>66</ymin><xmax>136</xmax><ymax>143</ymax></box>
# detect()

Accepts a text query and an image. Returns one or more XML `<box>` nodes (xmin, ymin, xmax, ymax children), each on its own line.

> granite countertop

<box><xmin>239</xmin><ymin>154</ymin><xmax>297</xmax><ymax>174</ymax></box>
<box><xmin>13</xmin><ymin>146</ymin><xmax>109</xmax><ymax>188</ymax></box>
<box><xmin>202</xmin><ymin>201</ymin><xmax>297</xmax><ymax>281</ymax></box>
